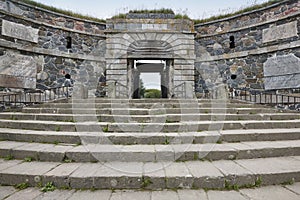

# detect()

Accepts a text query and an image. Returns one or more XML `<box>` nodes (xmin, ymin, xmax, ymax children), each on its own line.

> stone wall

<box><xmin>0</xmin><ymin>0</ymin><xmax>106</xmax><ymax>34</ymax></box>
<box><xmin>195</xmin><ymin>0</ymin><xmax>300</xmax><ymax>91</ymax></box>
<box><xmin>0</xmin><ymin>0</ymin><xmax>106</xmax><ymax>90</ymax></box>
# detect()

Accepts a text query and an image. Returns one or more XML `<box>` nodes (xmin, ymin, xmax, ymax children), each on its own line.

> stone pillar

<box><xmin>107</xmin><ymin>81</ymin><xmax>116</xmax><ymax>98</ymax></box>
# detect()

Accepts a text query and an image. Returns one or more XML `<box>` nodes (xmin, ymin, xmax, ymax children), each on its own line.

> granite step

<box><xmin>0</xmin><ymin>140</ymin><xmax>299</xmax><ymax>162</ymax></box>
<box><xmin>0</xmin><ymin>119</ymin><xmax>300</xmax><ymax>132</ymax></box>
<box><xmin>1</xmin><ymin>184</ymin><xmax>299</xmax><ymax>200</ymax></box>
<box><xmin>0</xmin><ymin>156</ymin><xmax>299</xmax><ymax>190</ymax></box>
<box><xmin>30</xmin><ymin>102</ymin><xmax>265</xmax><ymax>109</ymax></box>
<box><xmin>0</xmin><ymin>128</ymin><xmax>299</xmax><ymax>145</ymax></box>
<box><xmin>0</xmin><ymin>113</ymin><xmax>299</xmax><ymax>122</ymax></box>
<box><xmin>21</xmin><ymin>107</ymin><xmax>278</xmax><ymax>115</ymax></box>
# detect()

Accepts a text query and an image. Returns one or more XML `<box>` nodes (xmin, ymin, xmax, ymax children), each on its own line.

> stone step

<box><xmin>69</xmin><ymin>98</ymin><xmax>233</xmax><ymax>104</ymax></box>
<box><xmin>32</xmin><ymin>102</ymin><xmax>264</xmax><ymax>109</ymax></box>
<box><xmin>0</xmin><ymin>119</ymin><xmax>300</xmax><ymax>132</ymax></box>
<box><xmin>0</xmin><ymin>140</ymin><xmax>299</xmax><ymax>162</ymax></box>
<box><xmin>0</xmin><ymin>156</ymin><xmax>299</xmax><ymax>190</ymax></box>
<box><xmin>1</xmin><ymin>113</ymin><xmax>299</xmax><ymax>122</ymax></box>
<box><xmin>1</xmin><ymin>184</ymin><xmax>300</xmax><ymax>200</ymax></box>
<box><xmin>0</xmin><ymin>128</ymin><xmax>299</xmax><ymax>145</ymax></box>
<box><xmin>21</xmin><ymin>107</ymin><xmax>278</xmax><ymax>115</ymax></box>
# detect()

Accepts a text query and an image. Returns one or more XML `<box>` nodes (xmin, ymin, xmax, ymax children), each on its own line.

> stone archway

<box><xmin>127</xmin><ymin>40</ymin><xmax>174</xmax><ymax>99</ymax></box>
<box><xmin>105</xmin><ymin>17</ymin><xmax>195</xmax><ymax>99</ymax></box>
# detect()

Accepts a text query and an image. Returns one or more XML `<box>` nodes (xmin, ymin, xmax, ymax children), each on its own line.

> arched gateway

<box><xmin>105</xmin><ymin>14</ymin><xmax>195</xmax><ymax>99</ymax></box>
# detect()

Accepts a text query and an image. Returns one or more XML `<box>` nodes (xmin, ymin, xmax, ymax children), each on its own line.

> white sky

<box><xmin>34</xmin><ymin>0</ymin><xmax>269</xmax><ymax>20</ymax></box>
<box><xmin>33</xmin><ymin>0</ymin><xmax>269</xmax><ymax>89</ymax></box>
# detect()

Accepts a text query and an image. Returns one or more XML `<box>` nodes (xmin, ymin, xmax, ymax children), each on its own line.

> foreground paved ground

<box><xmin>0</xmin><ymin>182</ymin><xmax>299</xmax><ymax>200</ymax></box>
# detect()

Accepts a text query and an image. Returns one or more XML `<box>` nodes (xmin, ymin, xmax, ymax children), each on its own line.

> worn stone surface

<box><xmin>2</xmin><ymin>20</ymin><xmax>39</xmax><ymax>43</ymax></box>
<box><xmin>240</xmin><ymin>185</ymin><xmax>300</xmax><ymax>200</ymax></box>
<box><xmin>0</xmin><ymin>51</ymin><xmax>37</xmax><ymax>89</ymax></box>
<box><xmin>5</xmin><ymin>188</ymin><xmax>42</xmax><ymax>200</ymax></box>
<box><xmin>0</xmin><ymin>186</ymin><xmax>17</xmax><ymax>199</ymax></box>
<box><xmin>264</xmin><ymin>54</ymin><xmax>300</xmax><ymax>90</ymax></box>
<box><xmin>70</xmin><ymin>190</ymin><xmax>111</xmax><ymax>200</ymax></box>
<box><xmin>207</xmin><ymin>190</ymin><xmax>248</xmax><ymax>200</ymax></box>
<box><xmin>263</xmin><ymin>21</ymin><xmax>298</xmax><ymax>43</ymax></box>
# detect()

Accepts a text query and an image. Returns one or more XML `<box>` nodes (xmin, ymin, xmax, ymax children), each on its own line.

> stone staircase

<box><xmin>0</xmin><ymin>98</ymin><xmax>299</xmax><ymax>190</ymax></box>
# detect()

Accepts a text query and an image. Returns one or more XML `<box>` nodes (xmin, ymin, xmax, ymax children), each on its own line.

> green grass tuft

<box><xmin>21</xmin><ymin>0</ymin><xmax>106</xmax><ymax>23</ymax></box>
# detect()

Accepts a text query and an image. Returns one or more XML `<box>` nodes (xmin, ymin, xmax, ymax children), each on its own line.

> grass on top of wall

<box><xmin>21</xmin><ymin>0</ymin><xmax>283</xmax><ymax>24</ymax></box>
<box><xmin>20</xmin><ymin>0</ymin><xmax>106</xmax><ymax>23</ymax></box>
<box><xmin>194</xmin><ymin>0</ymin><xmax>283</xmax><ymax>24</ymax></box>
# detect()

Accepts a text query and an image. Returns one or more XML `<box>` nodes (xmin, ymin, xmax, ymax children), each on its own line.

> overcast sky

<box><xmin>34</xmin><ymin>0</ymin><xmax>269</xmax><ymax>20</ymax></box>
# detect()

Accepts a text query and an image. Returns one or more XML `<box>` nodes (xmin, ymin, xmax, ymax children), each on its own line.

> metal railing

<box><xmin>230</xmin><ymin>88</ymin><xmax>300</xmax><ymax>111</ymax></box>
<box><xmin>0</xmin><ymin>86</ymin><xmax>70</xmax><ymax>110</ymax></box>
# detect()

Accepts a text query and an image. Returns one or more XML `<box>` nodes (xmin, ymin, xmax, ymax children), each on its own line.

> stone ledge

<box><xmin>0</xmin><ymin>10</ymin><xmax>106</xmax><ymax>38</ymax></box>
<box><xmin>196</xmin><ymin>10</ymin><xmax>300</xmax><ymax>39</ymax></box>
<box><xmin>0</xmin><ymin>39</ymin><xmax>106</xmax><ymax>62</ymax></box>
<box><xmin>196</xmin><ymin>40</ymin><xmax>300</xmax><ymax>62</ymax></box>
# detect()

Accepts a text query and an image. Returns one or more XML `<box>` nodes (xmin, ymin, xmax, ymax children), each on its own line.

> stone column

<box><xmin>107</xmin><ymin>81</ymin><xmax>116</xmax><ymax>98</ymax></box>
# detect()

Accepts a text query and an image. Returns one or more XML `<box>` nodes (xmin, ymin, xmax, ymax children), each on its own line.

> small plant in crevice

<box><xmin>224</xmin><ymin>180</ymin><xmax>239</xmax><ymax>191</ymax></box>
<box><xmin>41</xmin><ymin>182</ymin><xmax>56</xmax><ymax>192</ymax></box>
<box><xmin>142</xmin><ymin>177</ymin><xmax>153</xmax><ymax>188</ymax></box>
<box><xmin>15</xmin><ymin>182</ymin><xmax>29</xmax><ymax>190</ymax></box>
<box><xmin>55</xmin><ymin>126</ymin><xmax>61</xmax><ymax>132</ymax></box>
<box><xmin>164</xmin><ymin>137</ymin><xmax>170</xmax><ymax>145</ymax></box>
<box><xmin>254</xmin><ymin>176</ymin><xmax>262</xmax><ymax>187</ymax></box>
<box><xmin>281</xmin><ymin>178</ymin><xmax>295</xmax><ymax>186</ymax></box>
<box><xmin>4</xmin><ymin>155</ymin><xmax>14</xmax><ymax>160</ymax></box>
<box><xmin>24</xmin><ymin>157</ymin><xmax>34</xmax><ymax>162</ymax></box>
<box><xmin>102</xmin><ymin>125</ymin><xmax>109</xmax><ymax>132</ymax></box>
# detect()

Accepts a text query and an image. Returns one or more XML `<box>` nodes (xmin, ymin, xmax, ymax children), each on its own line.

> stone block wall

<box><xmin>195</xmin><ymin>0</ymin><xmax>300</xmax><ymax>91</ymax></box>
<box><xmin>0</xmin><ymin>0</ymin><xmax>106</xmax><ymax>90</ymax></box>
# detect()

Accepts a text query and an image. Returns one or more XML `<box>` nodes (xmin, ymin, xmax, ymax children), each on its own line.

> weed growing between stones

<box><xmin>102</xmin><ymin>125</ymin><xmax>109</xmax><ymax>132</ymax></box>
<box><xmin>15</xmin><ymin>182</ymin><xmax>29</xmax><ymax>190</ymax></box>
<box><xmin>4</xmin><ymin>155</ymin><xmax>14</xmax><ymax>160</ymax></box>
<box><xmin>142</xmin><ymin>177</ymin><xmax>153</xmax><ymax>188</ymax></box>
<box><xmin>164</xmin><ymin>137</ymin><xmax>170</xmax><ymax>145</ymax></box>
<box><xmin>24</xmin><ymin>157</ymin><xmax>34</xmax><ymax>162</ymax></box>
<box><xmin>55</xmin><ymin>126</ymin><xmax>61</xmax><ymax>132</ymax></box>
<box><xmin>225</xmin><ymin>180</ymin><xmax>239</xmax><ymax>191</ymax></box>
<box><xmin>41</xmin><ymin>182</ymin><xmax>56</xmax><ymax>192</ymax></box>
<box><xmin>281</xmin><ymin>178</ymin><xmax>295</xmax><ymax>186</ymax></box>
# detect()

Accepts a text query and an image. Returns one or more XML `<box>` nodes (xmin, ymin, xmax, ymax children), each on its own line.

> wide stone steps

<box><xmin>0</xmin><ymin>140</ymin><xmax>299</xmax><ymax>163</ymax></box>
<box><xmin>0</xmin><ymin>119</ymin><xmax>300</xmax><ymax>132</ymax></box>
<box><xmin>0</xmin><ymin>128</ymin><xmax>299</xmax><ymax>145</ymax></box>
<box><xmin>0</xmin><ymin>98</ymin><xmax>299</xmax><ymax>191</ymax></box>
<box><xmin>0</xmin><ymin>156</ymin><xmax>299</xmax><ymax>190</ymax></box>
<box><xmin>0</xmin><ymin>113</ymin><xmax>299</xmax><ymax>122</ymax></box>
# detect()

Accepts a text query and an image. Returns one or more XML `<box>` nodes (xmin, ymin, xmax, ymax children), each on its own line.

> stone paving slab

<box><xmin>1</xmin><ymin>118</ymin><xmax>300</xmax><ymax>132</ymax></box>
<box><xmin>285</xmin><ymin>182</ymin><xmax>300</xmax><ymax>195</ymax></box>
<box><xmin>207</xmin><ymin>190</ymin><xmax>248</xmax><ymax>200</ymax></box>
<box><xmin>0</xmin><ymin>186</ymin><xmax>17</xmax><ymax>199</ymax></box>
<box><xmin>1</xmin><ymin>184</ymin><xmax>298</xmax><ymax>199</ymax></box>
<box><xmin>1</xmin><ymin>140</ymin><xmax>300</xmax><ymax>162</ymax></box>
<box><xmin>240</xmin><ymin>185</ymin><xmax>300</xmax><ymax>200</ymax></box>
<box><xmin>0</xmin><ymin>128</ymin><xmax>299</xmax><ymax>145</ymax></box>
<box><xmin>0</xmin><ymin>157</ymin><xmax>297</xmax><ymax>190</ymax></box>
<box><xmin>1</xmin><ymin>112</ymin><xmax>299</xmax><ymax>122</ymax></box>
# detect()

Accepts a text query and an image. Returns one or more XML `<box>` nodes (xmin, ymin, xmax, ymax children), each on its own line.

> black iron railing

<box><xmin>230</xmin><ymin>88</ymin><xmax>300</xmax><ymax>111</ymax></box>
<box><xmin>0</xmin><ymin>86</ymin><xmax>70</xmax><ymax>110</ymax></box>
